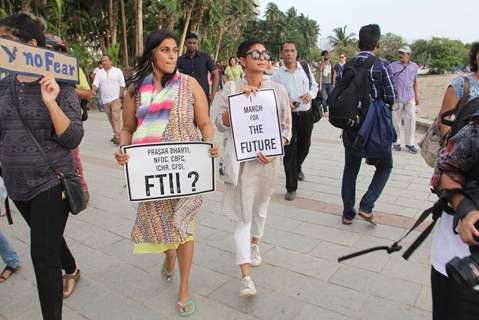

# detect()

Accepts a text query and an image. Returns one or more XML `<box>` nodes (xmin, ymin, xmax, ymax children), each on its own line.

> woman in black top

<box><xmin>0</xmin><ymin>14</ymin><xmax>83</xmax><ymax>320</ymax></box>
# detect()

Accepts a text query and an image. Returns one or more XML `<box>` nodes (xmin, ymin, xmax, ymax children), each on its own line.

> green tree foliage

<box><xmin>328</xmin><ymin>25</ymin><xmax>356</xmax><ymax>47</ymax></box>
<box><xmin>242</xmin><ymin>3</ymin><xmax>320</xmax><ymax>61</ymax></box>
<box><xmin>379</xmin><ymin>32</ymin><xmax>407</xmax><ymax>62</ymax></box>
<box><xmin>411</xmin><ymin>37</ymin><xmax>469</xmax><ymax>73</ymax></box>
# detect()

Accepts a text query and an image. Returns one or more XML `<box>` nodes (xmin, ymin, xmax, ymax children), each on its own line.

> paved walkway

<box><xmin>0</xmin><ymin>110</ymin><xmax>435</xmax><ymax>320</ymax></box>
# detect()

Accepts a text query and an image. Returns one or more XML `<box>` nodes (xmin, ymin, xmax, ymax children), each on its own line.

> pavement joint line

<box><xmin>82</xmin><ymin>152</ymin><xmax>432</xmax><ymax>233</ymax></box>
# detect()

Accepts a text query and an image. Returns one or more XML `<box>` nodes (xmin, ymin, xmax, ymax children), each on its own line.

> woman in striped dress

<box><xmin>115</xmin><ymin>29</ymin><xmax>218</xmax><ymax>317</ymax></box>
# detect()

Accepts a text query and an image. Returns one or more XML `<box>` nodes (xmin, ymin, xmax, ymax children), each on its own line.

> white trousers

<box><xmin>392</xmin><ymin>100</ymin><xmax>416</xmax><ymax>146</ymax></box>
<box><xmin>234</xmin><ymin>210</ymin><xmax>267</xmax><ymax>265</ymax></box>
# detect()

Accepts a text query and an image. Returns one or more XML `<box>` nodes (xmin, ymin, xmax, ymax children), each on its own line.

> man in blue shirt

<box><xmin>341</xmin><ymin>24</ymin><xmax>396</xmax><ymax>225</ymax></box>
<box><xmin>271</xmin><ymin>41</ymin><xmax>319</xmax><ymax>201</ymax></box>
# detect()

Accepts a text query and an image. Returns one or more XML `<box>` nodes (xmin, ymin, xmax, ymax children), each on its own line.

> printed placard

<box><xmin>123</xmin><ymin>142</ymin><xmax>215</xmax><ymax>202</ymax></box>
<box><xmin>0</xmin><ymin>37</ymin><xmax>79</xmax><ymax>84</ymax></box>
<box><xmin>228</xmin><ymin>89</ymin><xmax>283</xmax><ymax>161</ymax></box>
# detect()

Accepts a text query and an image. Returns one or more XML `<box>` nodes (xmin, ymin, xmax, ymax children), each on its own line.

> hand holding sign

<box><xmin>39</xmin><ymin>75</ymin><xmax>60</xmax><ymax>105</ymax></box>
<box><xmin>116</xmin><ymin>143</ymin><xmax>219</xmax><ymax>166</ymax></box>
<box><xmin>122</xmin><ymin>142</ymin><xmax>216</xmax><ymax>201</ymax></box>
<box><xmin>228</xmin><ymin>89</ymin><xmax>284</xmax><ymax>162</ymax></box>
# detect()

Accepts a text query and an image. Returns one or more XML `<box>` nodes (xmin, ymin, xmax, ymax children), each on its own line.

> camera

<box><xmin>446</xmin><ymin>222</ymin><xmax>479</xmax><ymax>289</ymax></box>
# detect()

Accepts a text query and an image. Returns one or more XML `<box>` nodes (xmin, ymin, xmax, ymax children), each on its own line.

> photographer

<box><xmin>430</xmin><ymin>42</ymin><xmax>479</xmax><ymax>320</ymax></box>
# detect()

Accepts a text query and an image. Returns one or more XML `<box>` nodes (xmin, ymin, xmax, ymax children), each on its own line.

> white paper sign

<box><xmin>123</xmin><ymin>142</ymin><xmax>215</xmax><ymax>202</ymax></box>
<box><xmin>228</xmin><ymin>89</ymin><xmax>284</xmax><ymax>161</ymax></box>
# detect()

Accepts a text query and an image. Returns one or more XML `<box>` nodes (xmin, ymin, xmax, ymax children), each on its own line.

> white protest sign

<box><xmin>0</xmin><ymin>37</ymin><xmax>79</xmax><ymax>84</ymax></box>
<box><xmin>228</xmin><ymin>89</ymin><xmax>283</xmax><ymax>162</ymax></box>
<box><xmin>123</xmin><ymin>142</ymin><xmax>215</xmax><ymax>202</ymax></box>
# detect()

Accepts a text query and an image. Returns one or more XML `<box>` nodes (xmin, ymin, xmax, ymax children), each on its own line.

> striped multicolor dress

<box><xmin>131</xmin><ymin>72</ymin><xmax>202</xmax><ymax>254</ymax></box>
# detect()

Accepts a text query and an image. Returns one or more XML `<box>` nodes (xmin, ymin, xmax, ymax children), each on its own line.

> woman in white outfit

<box><xmin>213</xmin><ymin>39</ymin><xmax>292</xmax><ymax>296</ymax></box>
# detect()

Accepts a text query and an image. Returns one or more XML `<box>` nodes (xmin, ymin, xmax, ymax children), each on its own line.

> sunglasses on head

<box><xmin>246</xmin><ymin>50</ymin><xmax>271</xmax><ymax>61</ymax></box>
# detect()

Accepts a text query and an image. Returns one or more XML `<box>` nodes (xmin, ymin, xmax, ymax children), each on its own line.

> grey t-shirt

<box><xmin>0</xmin><ymin>75</ymin><xmax>84</xmax><ymax>201</ymax></box>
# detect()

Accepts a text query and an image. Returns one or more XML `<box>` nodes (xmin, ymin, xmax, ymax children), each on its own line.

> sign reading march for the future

<box><xmin>0</xmin><ymin>37</ymin><xmax>79</xmax><ymax>84</ymax></box>
<box><xmin>228</xmin><ymin>89</ymin><xmax>284</xmax><ymax>162</ymax></box>
<box><xmin>123</xmin><ymin>142</ymin><xmax>215</xmax><ymax>202</ymax></box>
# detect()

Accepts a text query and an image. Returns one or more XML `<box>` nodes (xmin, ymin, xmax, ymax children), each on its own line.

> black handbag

<box><xmin>311</xmin><ymin>91</ymin><xmax>324</xmax><ymax>123</ymax></box>
<box><xmin>11</xmin><ymin>83</ymin><xmax>86</xmax><ymax>215</ymax></box>
<box><xmin>301</xmin><ymin>61</ymin><xmax>322</xmax><ymax>123</ymax></box>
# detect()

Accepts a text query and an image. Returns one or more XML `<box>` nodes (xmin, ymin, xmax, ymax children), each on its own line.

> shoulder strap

<box><xmin>392</xmin><ymin>63</ymin><xmax>409</xmax><ymax>78</ymax></box>
<box><xmin>459</xmin><ymin>76</ymin><xmax>470</xmax><ymax>109</ymax></box>
<box><xmin>338</xmin><ymin>192</ymin><xmax>447</xmax><ymax>263</ymax></box>
<box><xmin>300</xmin><ymin>62</ymin><xmax>312</xmax><ymax>90</ymax></box>
<box><xmin>10</xmin><ymin>82</ymin><xmax>61</xmax><ymax>178</ymax></box>
<box><xmin>441</xmin><ymin>76</ymin><xmax>472</xmax><ymax>126</ymax></box>
<box><xmin>5</xmin><ymin>197</ymin><xmax>12</xmax><ymax>225</ymax></box>
<box><xmin>359</xmin><ymin>55</ymin><xmax>378</xmax><ymax>70</ymax></box>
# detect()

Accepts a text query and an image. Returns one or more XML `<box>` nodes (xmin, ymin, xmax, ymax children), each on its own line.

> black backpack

<box><xmin>327</xmin><ymin>55</ymin><xmax>377</xmax><ymax>129</ymax></box>
<box><xmin>300</xmin><ymin>61</ymin><xmax>323</xmax><ymax>123</ymax></box>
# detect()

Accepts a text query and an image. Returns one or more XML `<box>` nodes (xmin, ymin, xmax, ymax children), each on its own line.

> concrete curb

<box><xmin>417</xmin><ymin>117</ymin><xmax>433</xmax><ymax>132</ymax></box>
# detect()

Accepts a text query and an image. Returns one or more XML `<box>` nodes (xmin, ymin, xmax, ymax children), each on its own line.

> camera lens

<box><xmin>446</xmin><ymin>255</ymin><xmax>479</xmax><ymax>288</ymax></box>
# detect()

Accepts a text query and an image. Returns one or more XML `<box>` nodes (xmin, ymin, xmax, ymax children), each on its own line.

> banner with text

<box><xmin>0</xmin><ymin>38</ymin><xmax>79</xmax><ymax>84</ymax></box>
<box><xmin>228</xmin><ymin>89</ymin><xmax>283</xmax><ymax>161</ymax></box>
<box><xmin>123</xmin><ymin>142</ymin><xmax>215</xmax><ymax>202</ymax></box>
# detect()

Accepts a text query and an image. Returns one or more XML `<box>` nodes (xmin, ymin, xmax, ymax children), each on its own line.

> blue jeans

<box><xmin>0</xmin><ymin>230</ymin><xmax>20</xmax><ymax>268</ymax></box>
<box><xmin>341</xmin><ymin>145</ymin><xmax>393</xmax><ymax>219</ymax></box>
<box><xmin>97</xmin><ymin>89</ymin><xmax>104</xmax><ymax>112</ymax></box>
<box><xmin>321</xmin><ymin>83</ymin><xmax>333</xmax><ymax>112</ymax></box>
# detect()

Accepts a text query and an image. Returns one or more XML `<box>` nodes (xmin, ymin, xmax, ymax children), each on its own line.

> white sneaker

<box><xmin>250</xmin><ymin>244</ymin><xmax>262</xmax><ymax>267</ymax></box>
<box><xmin>240</xmin><ymin>276</ymin><xmax>257</xmax><ymax>296</ymax></box>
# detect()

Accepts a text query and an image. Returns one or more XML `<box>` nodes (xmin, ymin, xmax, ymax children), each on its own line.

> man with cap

<box><xmin>389</xmin><ymin>46</ymin><xmax>419</xmax><ymax>154</ymax></box>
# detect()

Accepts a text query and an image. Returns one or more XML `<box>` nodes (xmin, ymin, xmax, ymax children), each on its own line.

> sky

<box><xmin>259</xmin><ymin>0</ymin><xmax>478</xmax><ymax>49</ymax></box>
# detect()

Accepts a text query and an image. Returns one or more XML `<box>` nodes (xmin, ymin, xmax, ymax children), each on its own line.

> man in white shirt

<box><xmin>271</xmin><ymin>41</ymin><xmax>319</xmax><ymax>201</ymax></box>
<box><xmin>90</xmin><ymin>61</ymin><xmax>104</xmax><ymax>112</ymax></box>
<box><xmin>92</xmin><ymin>55</ymin><xmax>125</xmax><ymax>145</ymax></box>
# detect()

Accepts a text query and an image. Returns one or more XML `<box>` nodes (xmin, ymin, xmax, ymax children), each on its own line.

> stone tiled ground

<box><xmin>0</xmin><ymin>110</ymin><xmax>435</xmax><ymax>320</ymax></box>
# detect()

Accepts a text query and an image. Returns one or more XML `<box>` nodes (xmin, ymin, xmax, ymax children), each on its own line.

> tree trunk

<box><xmin>120</xmin><ymin>0</ymin><xmax>129</xmax><ymax>67</ymax></box>
<box><xmin>100</xmin><ymin>36</ymin><xmax>108</xmax><ymax>55</ymax></box>
<box><xmin>135</xmin><ymin>0</ymin><xmax>143</xmax><ymax>58</ymax></box>
<box><xmin>179</xmin><ymin>8</ymin><xmax>193</xmax><ymax>56</ymax></box>
<box><xmin>108</xmin><ymin>0</ymin><xmax>113</xmax><ymax>46</ymax></box>
<box><xmin>214</xmin><ymin>26</ymin><xmax>224</xmax><ymax>62</ymax></box>
<box><xmin>191</xmin><ymin>3</ymin><xmax>206</xmax><ymax>32</ymax></box>
<box><xmin>111</xmin><ymin>0</ymin><xmax>119</xmax><ymax>46</ymax></box>
<box><xmin>167</xmin><ymin>16</ymin><xmax>175</xmax><ymax>31</ymax></box>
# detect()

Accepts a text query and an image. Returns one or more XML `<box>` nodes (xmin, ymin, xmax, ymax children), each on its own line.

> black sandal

<box><xmin>0</xmin><ymin>265</ymin><xmax>21</xmax><ymax>283</ymax></box>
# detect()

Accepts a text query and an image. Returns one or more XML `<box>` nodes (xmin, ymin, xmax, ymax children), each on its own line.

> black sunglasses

<box><xmin>246</xmin><ymin>50</ymin><xmax>271</xmax><ymax>61</ymax></box>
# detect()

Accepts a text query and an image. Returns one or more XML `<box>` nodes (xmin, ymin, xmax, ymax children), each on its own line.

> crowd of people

<box><xmin>0</xmin><ymin>11</ymin><xmax>478</xmax><ymax>320</ymax></box>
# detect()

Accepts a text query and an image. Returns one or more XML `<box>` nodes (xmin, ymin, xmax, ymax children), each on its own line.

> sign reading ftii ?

<box><xmin>0</xmin><ymin>37</ymin><xmax>79</xmax><ymax>83</ymax></box>
<box><xmin>123</xmin><ymin>142</ymin><xmax>216</xmax><ymax>202</ymax></box>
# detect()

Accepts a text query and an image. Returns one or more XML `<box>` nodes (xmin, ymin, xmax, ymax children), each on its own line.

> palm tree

<box><xmin>119</xmin><ymin>0</ymin><xmax>128</xmax><ymax>67</ymax></box>
<box><xmin>328</xmin><ymin>25</ymin><xmax>356</xmax><ymax>48</ymax></box>
<box><xmin>264</xmin><ymin>2</ymin><xmax>283</xmax><ymax>24</ymax></box>
<box><xmin>135</xmin><ymin>0</ymin><xmax>143</xmax><ymax>57</ymax></box>
<box><xmin>178</xmin><ymin>0</ymin><xmax>196</xmax><ymax>56</ymax></box>
<box><xmin>211</xmin><ymin>0</ymin><xmax>258</xmax><ymax>61</ymax></box>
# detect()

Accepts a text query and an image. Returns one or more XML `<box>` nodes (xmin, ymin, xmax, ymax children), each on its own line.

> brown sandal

<box><xmin>63</xmin><ymin>269</ymin><xmax>81</xmax><ymax>299</ymax></box>
<box><xmin>0</xmin><ymin>265</ymin><xmax>21</xmax><ymax>283</ymax></box>
<box><xmin>358</xmin><ymin>211</ymin><xmax>377</xmax><ymax>225</ymax></box>
<box><xmin>342</xmin><ymin>217</ymin><xmax>353</xmax><ymax>225</ymax></box>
